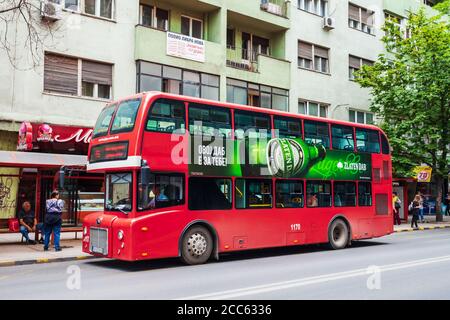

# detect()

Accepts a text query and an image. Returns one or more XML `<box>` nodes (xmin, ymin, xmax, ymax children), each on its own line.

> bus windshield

<box><xmin>93</xmin><ymin>105</ymin><xmax>116</xmax><ymax>138</ymax></box>
<box><xmin>105</xmin><ymin>173</ymin><xmax>132</xmax><ymax>212</ymax></box>
<box><xmin>110</xmin><ymin>98</ymin><xmax>141</xmax><ymax>134</ymax></box>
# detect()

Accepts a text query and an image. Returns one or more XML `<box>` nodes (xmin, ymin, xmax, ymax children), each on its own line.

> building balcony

<box><xmin>135</xmin><ymin>25</ymin><xmax>225</xmax><ymax>75</ymax></box>
<box><xmin>226</xmin><ymin>48</ymin><xmax>291</xmax><ymax>89</ymax></box>
<box><xmin>227</xmin><ymin>0</ymin><xmax>290</xmax><ymax>30</ymax></box>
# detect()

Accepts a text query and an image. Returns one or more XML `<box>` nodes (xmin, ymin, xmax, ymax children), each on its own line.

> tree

<box><xmin>434</xmin><ymin>0</ymin><xmax>450</xmax><ymax>14</ymax></box>
<box><xmin>0</xmin><ymin>0</ymin><xmax>57</xmax><ymax>68</ymax></box>
<box><xmin>355</xmin><ymin>9</ymin><xmax>450</xmax><ymax>221</ymax></box>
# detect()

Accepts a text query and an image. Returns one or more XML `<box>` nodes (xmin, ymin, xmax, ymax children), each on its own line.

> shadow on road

<box><xmin>86</xmin><ymin>240</ymin><xmax>388</xmax><ymax>272</ymax></box>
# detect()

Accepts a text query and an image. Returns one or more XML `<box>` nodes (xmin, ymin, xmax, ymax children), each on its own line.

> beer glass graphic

<box><xmin>266</xmin><ymin>138</ymin><xmax>326</xmax><ymax>178</ymax></box>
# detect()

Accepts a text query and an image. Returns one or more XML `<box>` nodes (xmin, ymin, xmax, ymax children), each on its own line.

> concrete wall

<box><xmin>287</xmin><ymin>0</ymin><xmax>385</xmax><ymax>121</ymax></box>
<box><xmin>0</xmin><ymin>0</ymin><xmax>138</xmax><ymax>128</ymax></box>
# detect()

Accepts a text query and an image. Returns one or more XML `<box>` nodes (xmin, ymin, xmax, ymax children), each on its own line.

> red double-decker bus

<box><xmin>82</xmin><ymin>92</ymin><xmax>393</xmax><ymax>265</ymax></box>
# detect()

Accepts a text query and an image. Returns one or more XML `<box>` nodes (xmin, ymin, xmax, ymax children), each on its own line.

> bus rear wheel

<box><xmin>328</xmin><ymin>219</ymin><xmax>349</xmax><ymax>250</ymax></box>
<box><xmin>181</xmin><ymin>226</ymin><xmax>213</xmax><ymax>265</ymax></box>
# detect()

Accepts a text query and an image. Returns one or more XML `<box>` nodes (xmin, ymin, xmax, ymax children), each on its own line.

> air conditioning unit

<box><xmin>260</xmin><ymin>0</ymin><xmax>269</xmax><ymax>10</ymax></box>
<box><xmin>323</xmin><ymin>16</ymin><xmax>336</xmax><ymax>30</ymax></box>
<box><xmin>40</xmin><ymin>1</ymin><xmax>63</xmax><ymax>21</ymax></box>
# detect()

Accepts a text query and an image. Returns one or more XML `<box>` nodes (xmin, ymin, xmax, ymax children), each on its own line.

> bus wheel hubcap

<box><xmin>333</xmin><ymin>224</ymin><xmax>346</xmax><ymax>245</ymax></box>
<box><xmin>187</xmin><ymin>233</ymin><xmax>207</xmax><ymax>257</ymax></box>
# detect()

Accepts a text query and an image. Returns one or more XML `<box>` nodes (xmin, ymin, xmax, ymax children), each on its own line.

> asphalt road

<box><xmin>1</xmin><ymin>229</ymin><xmax>450</xmax><ymax>300</ymax></box>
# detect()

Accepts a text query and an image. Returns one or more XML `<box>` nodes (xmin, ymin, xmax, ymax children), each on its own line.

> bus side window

<box><xmin>275</xmin><ymin>180</ymin><xmax>304</xmax><ymax>208</ymax></box>
<box><xmin>188</xmin><ymin>177</ymin><xmax>232</xmax><ymax>210</ymax></box>
<box><xmin>235</xmin><ymin>179</ymin><xmax>272</xmax><ymax>209</ymax></box>
<box><xmin>304</xmin><ymin>121</ymin><xmax>330</xmax><ymax>148</ymax></box>
<box><xmin>188</xmin><ymin>103</ymin><xmax>232</xmax><ymax>137</ymax></box>
<box><xmin>381</xmin><ymin>133</ymin><xmax>390</xmax><ymax>155</ymax></box>
<box><xmin>146</xmin><ymin>99</ymin><xmax>186</xmax><ymax>134</ymax></box>
<box><xmin>355</xmin><ymin>128</ymin><xmax>380</xmax><ymax>153</ymax></box>
<box><xmin>358</xmin><ymin>181</ymin><xmax>372</xmax><ymax>206</ymax></box>
<box><xmin>333</xmin><ymin>181</ymin><xmax>356</xmax><ymax>207</ymax></box>
<box><xmin>274</xmin><ymin>116</ymin><xmax>302</xmax><ymax>139</ymax></box>
<box><xmin>234</xmin><ymin>111</ymin><xmax>271</xmax><ymax>139</ymax></box>
<box><xmin>306</xmin><ymin>181</ymin><xmax>331</xmax><ymax>207</ymax></box>
<box><xmin>331</xmin><ymin>125</ymin><xmax>355</xmax><ymax>151</ymax></box>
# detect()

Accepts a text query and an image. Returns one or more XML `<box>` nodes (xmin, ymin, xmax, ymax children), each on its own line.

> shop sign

<box><xmin>17</xmin><ymin>122</ymin><xmax>93</xmax><ymax>155</ymax></box>
<box><xmin>413</xmin><ymin>166</ymin><xmax>433</xmax><ymax>183</ymax></box>
<box><xmin>166</xmin><ymin>32</ymin><xmax>205</xmax><ymax>63</ymax></box>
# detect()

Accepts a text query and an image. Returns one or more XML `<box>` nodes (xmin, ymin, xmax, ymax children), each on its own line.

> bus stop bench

<box><xmin>0</xmin><ymin>227</ymin><xmax>83</xmax><ymax>242</ymax></box>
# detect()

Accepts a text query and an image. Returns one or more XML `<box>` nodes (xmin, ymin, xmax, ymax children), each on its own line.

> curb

<box><xmin>0</xmin><ymin>255</ymin><xmax>99</xmax><ymax>268</ymax></box>
<box><xmin>394</xmin><ymin>225</ymin><xmax>450</xmax><ymax>233</ymax></box>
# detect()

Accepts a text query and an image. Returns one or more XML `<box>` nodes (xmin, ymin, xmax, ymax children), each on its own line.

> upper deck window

<box><xmin>146</xmin><ymin>99</ymin><xmax>186</xmax><ymax>133</ymax></box>
<box><xmin>304</xmin><ymin>120</ymin><xmax>330</xmax><ymax>148</ymax></box>
<box><xmin>355</xmin><ymin>128</ymin><xmax>380</xmax><ymax>153</ymax></box>
<box><xmin>331</xmin><ymin>125</ymin><xmax>355</xmax><ymax>151</ymax></box>
<box><xmin>188</xmin><ymin>104</ymin><xmax>231</xmax><ymax>137</ymax></box>
<box><xmin>110</xmin><ymin>98</ymin><xmax>142</xmax><ymax>134</ymax></box>
<box><xmin>381</xmin><ymin>133</ymin><xmax>390</xmax><ymax>155</ymax></box>
<box><xmin>93</xmin><ymin>104</ymin><xmax>116</xmax><ymax>138</ymax></box>
<box><xmin>274</xmin><ymin>116</ymin><xmax>302</xmax><ymax>139</ymax></box>
<box><xmin>234</xmin><ymin>111</ymin><xmax>271</xmax><ymax>139</ymax></box>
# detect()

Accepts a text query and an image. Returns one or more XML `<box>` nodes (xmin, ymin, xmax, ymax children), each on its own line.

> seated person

<box><xmin>148</xmin><ymin>184</ymin><xmax>169</xmax><ymax>209</ymax></box>
<box><xmin>307</xmin><ymin>194</ymin><xmax>319</xmax><ymax>207</ymax></box>
<box><xmin>18</xmin><ymin>201</ymin><xmax>44</xmax><ymax>244</ymax></box>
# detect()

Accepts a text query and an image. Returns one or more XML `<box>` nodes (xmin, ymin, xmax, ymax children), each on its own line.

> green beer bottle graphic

<box><xmin>266</xmin><ymin>138</ymin><xmax>326</xmax><ymax>178</ymax></box>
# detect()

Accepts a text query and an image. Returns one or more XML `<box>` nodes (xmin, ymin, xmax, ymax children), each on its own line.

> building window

<box><xmin>349</xmin><ymin>3</ymin><xmax>374</xmax><ymax>35</ymax></box>
<box><xmin>137</xmin><ymin>61</ymin><xmax>219</xmax><ymax>100</ymax></box>
<box><xmin>84</xmin><ymin>0</ymin><xmax>114</xmax><ymax>19</ymax></box>
<box><xmin>181</xmin><ymin>15</ymin><xmax>203</xmax><ymax>39</ymax></box>
<box><xmin>349</xmin><ymin>55</ymin><xmax>373</xmax><ymax>80</ymax></box>
<box><xmin>44</xmin><ymin>53</ymin><xmax>112</xmax><ymax>99</ymax></box>
<box><xmin>298</xmin><ymin>0</ymin><xmax>328</xmax><ymax>17</ymax></box>
<box><xmin>227</xmin><ymin>28</ymin><xmax>235</xmax><ymax>48</ymax></box>
<box><xmin>384</xmin><ymin>12</ymin><xmax>410</xmax><ymax>39</ymax></box>
<box><xmin>298</xmin><ymin>41</ymin><xmax>329</xmax><ymax>73</ymax></box>
<box><xmin>349</xmin><ymin>109</ymin><xmax>374</xmax><ymax>124</ymax></box>
<box><xmin>139</xmin><ymin>5</ymin><xmax>169</xmax><ymax>30</ymax></box>
<box><xmin>298</xmin><ymin>100</ymin><xmax>328</xmax><ymax>118</ymax></box>
<box><xmin>226</xmin><ymin>78</ymin><xmax>289</xmax><ymax>111</ymax></box>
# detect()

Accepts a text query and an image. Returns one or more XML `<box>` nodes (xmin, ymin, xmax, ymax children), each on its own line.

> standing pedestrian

<box><xmin>410</xmin><ymin>195</ymin><xmax>421</xmax><ymax>229</ymax></box>
<box><xmin>44</xmin><ymin>190</ymin><xmax>64</xmax><ymax>252</ymax></box>
<box><xmin>416</xmin><ymin>191</ymin><xmax>425</xmax><ymax>223</ymax></box>
<box><xmin>392</xmin><ymin>192</ymin><xmax>402</xmax><ymax>225</ymax></box>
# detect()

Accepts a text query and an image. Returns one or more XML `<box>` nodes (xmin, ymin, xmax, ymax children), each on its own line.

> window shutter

<box><xmin>44</xmin><ymin>53</ymin><xmax>78</xmax><ymax>95</ymax></box>
<box><xmin>82</xmin><ymin>60</ymin><xmax>113</xmax><ymax>85</ymax></box>
<box><xmin>361</xmin><ymin>9</ymin><xmax>374</xmax><ymax>25</ymax></box>
<box><xmin>349</xmin><ymin>55</ymin><xmax>361</xmax><ymax>68</ymax></box>
<box><xmin>362</xmin><ymin>59</ymin><xmax>373</xmax><ymax>66</ymax></box>
<box><xmin>298</xmin><ymin>41</ymin><xmax>313</xmax><ymax>59</ymax></box>
<box><xmin>348</xmin><ymin>4</ymin><xmax>360</xmax><ymax>21</ymax></box>
<box><xmin>314</xmin><ymin>46</ymin><xmax>329</xmax><ymax>59</ymax></box>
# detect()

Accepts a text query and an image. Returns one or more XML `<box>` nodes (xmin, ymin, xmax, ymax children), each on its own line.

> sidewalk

<box><xmin>394</xmin><ymin>215</ymin><xmax>450</xmax><ymax>233</ymax></box>
<box><xmin>0</xmin><ymin>232</ymin><xmax>95</xmax><ymax>267</ymax></box>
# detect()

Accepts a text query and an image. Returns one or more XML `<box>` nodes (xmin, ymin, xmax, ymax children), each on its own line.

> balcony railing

<box><xmin>260</xmin><ymin>0</ymin><xmax>288</xmax><ymax>17</ymax></box>
<box><xmin>227</xmin><ymin>46</ymin><xmax>274</xmax><ymax>72</ymax></box>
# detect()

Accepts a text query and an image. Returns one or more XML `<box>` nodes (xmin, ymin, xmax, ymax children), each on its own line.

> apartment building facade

<box><xmin>0</xmin><ymin>0</ymin><xmax>443</xmax><ymax>225</ymax></box>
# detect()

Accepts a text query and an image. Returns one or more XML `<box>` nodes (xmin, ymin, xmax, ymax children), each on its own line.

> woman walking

<box><xmin>44</xmin><ymin>190</ymin><xmax>64</xmax><ymax>251</ymax></box>
<box><xmin>410</xmin><ymin>195</ymin><xmax>421</xmax><ymax>229</ymax></box>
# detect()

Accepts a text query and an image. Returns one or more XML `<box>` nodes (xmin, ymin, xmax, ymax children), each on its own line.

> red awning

<box><xmin>0</xmin><ymin>150</ymin><xmax>87</xmax><ymax>168</ymax></box>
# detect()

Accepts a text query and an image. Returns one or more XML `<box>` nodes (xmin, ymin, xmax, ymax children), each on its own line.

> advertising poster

<box><xmin>189</xmin><ymin>136</ymin><xmax>372</xmax><ymax>181</ymax></box>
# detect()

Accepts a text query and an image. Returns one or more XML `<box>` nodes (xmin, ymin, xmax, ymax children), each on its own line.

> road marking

<box><xmin>176</xmin><ymin>255</ymin><xmax>450</xmax><ymax>300</ymax></box>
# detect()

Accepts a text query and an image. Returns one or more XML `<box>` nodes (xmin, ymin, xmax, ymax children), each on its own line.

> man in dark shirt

<box><xmin>18</xmin><ymin>201</ymin><xmax>43</xmax><ymax>244</ymax></box>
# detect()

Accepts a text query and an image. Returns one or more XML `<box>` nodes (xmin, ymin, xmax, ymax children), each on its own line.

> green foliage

<box><xmin>434</xmin><ymin>0</ymin><xmax>450</xmax><ymax>14</ymax></box>
<box><xmin>355</xmin><ymin>9</ymin><xmax>450</xmax><ymax>181</ymax></box>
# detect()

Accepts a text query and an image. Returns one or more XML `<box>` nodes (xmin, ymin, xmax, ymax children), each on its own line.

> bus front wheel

<box><xmin>328</xmin><ymin>219</ymin><xmax>349</xmax><ymax>250</ymax></box>
<box><xmin>181</xmin><ymin>226</ymin><xmax>213</xmax><ymax>265</ymax></box>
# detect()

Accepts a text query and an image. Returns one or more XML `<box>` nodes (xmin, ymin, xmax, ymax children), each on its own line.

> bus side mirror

<box><xmin>140</xmin><ymin>161</ymin><xmax>151</xmax><ymax>186</ymax></box>
<box><xmin>59</xmin><ymin>167</ymin><xmax>65</xmax><ymax>190</ymax></box>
